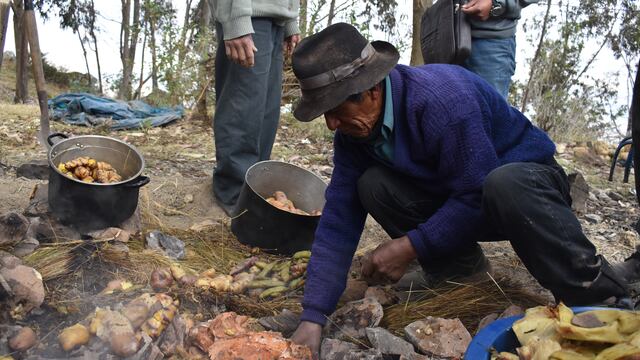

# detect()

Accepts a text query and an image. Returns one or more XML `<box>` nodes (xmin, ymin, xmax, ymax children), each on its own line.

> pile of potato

<box><xmin>265</xmin><ymin>191</ymin><xmax>322</xmax><ymax>216</ymax></box>
<box><xmin>493</xmin><ymin>303</ymin><xmax>640</xmax><ymax>359</ymax></box>
<box><xmin>58</xmin><ymin>293</ymin><xmax>178</xmax><ymax>357</ymax></box>
<box><xmin>194</xmin><ymin>250</ymin><xmax>310</xmax><ymax>299</ymax></box>
<box><xmin>57</xmin><ymin>156</ymin><xmax>122</xmax><ymax>183</ymax></box>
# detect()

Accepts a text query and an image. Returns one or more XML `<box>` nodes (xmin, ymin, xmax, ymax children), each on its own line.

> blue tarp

<box><xmin>48</xmin><ymin>93</ymin><xmax>184</xmax><ymax>130</ymax></box>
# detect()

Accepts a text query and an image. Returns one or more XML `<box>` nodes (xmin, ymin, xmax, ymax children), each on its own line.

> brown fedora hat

<box><xmin>292</xmin><ymin>23</ymin><xmax>400</xmax><ymax>122</ymax></box>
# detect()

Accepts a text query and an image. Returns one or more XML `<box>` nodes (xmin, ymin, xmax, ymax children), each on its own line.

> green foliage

<box><xmin>518</xmin><ymin>0</ymin><xmax>639</xmax><ymax>142</ymax></box>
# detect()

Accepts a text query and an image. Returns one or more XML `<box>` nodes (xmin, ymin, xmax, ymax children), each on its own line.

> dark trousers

<box><xmin>213</xmin><ymin>19</ymin><xmax>284</xmax><ymax>207</ymax></box>
<box><xmin>357</xmin><ymin>162</ymin><xmax>629</xmax><ymax>305</ymax></box>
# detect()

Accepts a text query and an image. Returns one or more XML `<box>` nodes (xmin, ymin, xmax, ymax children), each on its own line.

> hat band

<box><xmin>298</xmin><ymin>43</ymin><xmax>376</xmax><ymax>90</ymax></box>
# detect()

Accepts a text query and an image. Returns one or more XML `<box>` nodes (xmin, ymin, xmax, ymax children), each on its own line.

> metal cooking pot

<box><xmin>47</xmin><ymin>133</ymin><xmax>150</xmax><ymax>232</ymax></box>
<box><xmin>231</xmin><ymin>161</ymin><xmax>327</xmax><ymax>255</ymax></box>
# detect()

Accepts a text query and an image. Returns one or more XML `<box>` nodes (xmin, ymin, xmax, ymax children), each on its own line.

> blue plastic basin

<box><xmin>464</xmin><ymin>307</ymin><xmax>608</xmax><ymax>359</ymax></box>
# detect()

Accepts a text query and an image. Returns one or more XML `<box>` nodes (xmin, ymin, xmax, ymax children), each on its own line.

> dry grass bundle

<box><xmin>382</xmin><ymin>277</ymin><xmax>548</xmax><ymax>335</ymax></box>
<box><xmin>23</xmin><ymin>246</ymin><xmax>77</xmax><ymax>280</ymax></box>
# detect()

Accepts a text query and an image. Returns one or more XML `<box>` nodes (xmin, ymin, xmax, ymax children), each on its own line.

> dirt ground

<box><xmin>1</xmin><ymin>103</ymin><xmax>639</xmax><ymax>309</ymax></box>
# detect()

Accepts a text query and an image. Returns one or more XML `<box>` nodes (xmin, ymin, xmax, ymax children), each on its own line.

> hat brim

<box><xmin>293</xmin><ymin>40</ymin><xmax>400</xmax><ymax>122</ymax></box>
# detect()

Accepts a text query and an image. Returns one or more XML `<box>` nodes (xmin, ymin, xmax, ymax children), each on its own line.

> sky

<box><xmin>2</xmin><ymin>0</ymin><xmax>632</xmax><ymax>131</ymax></box>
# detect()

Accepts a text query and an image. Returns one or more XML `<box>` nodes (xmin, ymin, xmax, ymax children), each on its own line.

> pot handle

<box><xmin>47</xmin><ymin>132</ymin><xmax>69</xmax><ymax>147</ymax></box>
<box><xmin>122</xmin><ymin>175</ymin><xmax>150</xmax><ymax>188</ymax></box>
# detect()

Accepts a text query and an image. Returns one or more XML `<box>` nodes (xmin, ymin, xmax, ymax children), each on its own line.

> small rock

<box><xmin>608</xmin><ymin>191</ymin><xmax>625</xmax><ymax>202</ymax></box>
<box><xmin>16</xmin><ymin>160</ymin><xmax>49</xmax><ymax>180</ymax></box>
<box><xmin>0</xmin><ymin>252</ymin><xmax>23</xmax><ymax>268</ymax></box>
<box><xmin>26</xmin><ymin>215</ymin><xmax>81</xmax><ymax>243</ymax></box>
<box><xmin>184</xmin><ymin>194</ymin><xmax>194</xmax><ymax>204</ymax></box>
<box><xmin>88</xmin><ymin>227</ymin><xmax>131</xmax><ymax>243</ymax></box>
<box><xmin>567</xmin><ymin>172</ymin><xmax>589</xmax><ymax>214</ymax></box>
<box><xmin>258</xmin><ymin>309</ymin><xmax>300</xmax><ymax>337</ymax></box>
<box><xmin>499</xmin><ymin>304</ymin><xmax>524</xmax><ymax>318</ymax></box>
<box><xmin>555</xmin><ymin>143</ymin><xmax>567</xmax><ymax>154</ymax></box>
<box><xmin>584</xmin><ymin>214</ymin><xmax>602</xmax><ymax>224</ymax></box>
<box><xmin>399</xmin><ymin>354</ymin><xmax>430</xmax><ymax>360</ymax></box>
<box><xmin>325</xmin><ymin>298</ymin><xmax>384</xmax><ymax>342</ymax></box>
<box><xmin>320</xmin><ymin>338</ymin><xmax>383</xmax><ymax>360</ymax></box>
<box><xmin>320</xmin><ymin>166</ymin><xmax>333</xmax><ymax>177</ymax></box>
<box><xmin>9</xmin><ymin>326</ymin><xmax>37</xmax><ymax>351</ymax></box>
<box><xmin>404</xmin><ymin>317</ymin><xmax>471</xmax><ymax>359</ymax></box>
<box><xmin>0</xmin><ymin>264</ymin><xmax>45</xmax><ymax>313</ymax></box>
<box><xmin>12</xmin><ymin>237</ymin><xmax>39</xmax><ymax>257</ymax></box>
<box><xmin>119</xmin><ymin>207</ymin><xmax>142</xmax><ymax>234</ymax></box>
<box><xmin>339</xmin><ymin>279</ymin><xmax>369</xmax><ymax>303</ymax></box>
<box><xmin>476</xmin><ymin>313</ymin><xmax>499</xmax><ymax>332</ymax></box>
<box><xmin>365</xmin><ymin>327</ymin><xmax>415</xmax><ymax>357</ymax></box>
<box><xmin>146</xmin><ymin>230</ymin><xmax>186</xmax><ymax>259</ymax></box>
<box><xmin>619</xmin><ymin>231</ymin><xmax>638</xmax><ymax>248</ymax></box>
<box><xmin>190</xmin><ymin>219</ymin><xmax>219</xmax><ymax>232</ymax></box>
<box><xmin>364</xmin><ymin>286</ymin><xmax>399</xmax><ymax>306</ymax></box>
<box><xmin>0</xmin><ymin>212</ymin><xmax>29</xmax><ymax>245</ymax></box>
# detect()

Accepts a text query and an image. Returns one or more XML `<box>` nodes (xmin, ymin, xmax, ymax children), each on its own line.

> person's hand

<box><xmin>361</xmin><ymin>235</ymin><xmax>418</xmax><ymax>285</ymax></box>
<box><xmin>224</xmin><ymin>34</ymin><xmax>258</xmax><ymax>67</ymax></box>
<box><xmin>462</xmin><ymin>0</ymin><xmax>493</xmax><ymax>21</ymax></box>
<box><xmin>283</xmin><ymin>34</ymin><xmax>301</xmax><ymax>57</ymax></box>
<box><xmin>291</xmin><ymin>321</ymin><xmax>322</xmax><ymax>358</ymax></box>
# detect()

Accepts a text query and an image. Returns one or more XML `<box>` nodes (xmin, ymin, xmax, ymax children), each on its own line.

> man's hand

<box><xmin>283</xmin><ymin>34</ymin><xmax>301</xmax><ymax>57</ymax></box>
<box><xmin>291</xmin><ymin>321</ymin><xmax>322</xmax><ymax>357</ymax></box>
<box><xmin>224</xmin><ymin>34</ymin><xmax>258</xmax><ymax>67</ymax></box>
<box><xmin>361</xmin><ymin>235</ymin><xmax>418</xmax><ymax>285</ymax></box>
<box><xmin>462</xmin><ymin>0</ymin><xmax>493</xmax><ymax>21</ymax></box>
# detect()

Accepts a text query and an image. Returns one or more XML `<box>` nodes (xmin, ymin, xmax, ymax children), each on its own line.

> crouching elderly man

<box><xmin>289</xmin><ymin>23</ymin><xmax>636</xmax><ymax>354</ymax></box>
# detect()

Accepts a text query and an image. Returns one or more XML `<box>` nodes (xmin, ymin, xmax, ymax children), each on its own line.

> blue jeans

<box><xmin>213</xmin><ymin>19</ymin><xmax>284</xmax><ymax>208</ymax></box>
<box><xmin>464</xmin><ymin>36</ymin><xmax>516</xmax><ymax>99</ymax></box>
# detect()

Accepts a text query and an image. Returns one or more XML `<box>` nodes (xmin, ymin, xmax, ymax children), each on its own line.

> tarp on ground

<box><xmin>48</xmin><ymin>93</ymin><xmax>184</xmax><ymax>130</ymax></box>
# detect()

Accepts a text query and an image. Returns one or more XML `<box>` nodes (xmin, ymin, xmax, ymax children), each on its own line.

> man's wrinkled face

<box><xmin>323</xmin><ymin>85</ymin><xmax>383</xmax><ymax>138</ymax></box>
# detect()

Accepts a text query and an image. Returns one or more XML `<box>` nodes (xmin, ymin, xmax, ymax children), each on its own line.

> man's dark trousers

<box><xmin>213</xmin><ymin>18</ymin><xmax>284</xmax><ymax>210</ymax></box>
<box><xmin>357</xmin><ymin>162</ymin><xmax>629</xmax><ymax>305</ymax></box>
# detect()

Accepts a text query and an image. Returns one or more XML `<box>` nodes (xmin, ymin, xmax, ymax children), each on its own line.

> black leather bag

<box><xmin>420</xmin><ymin>0</ymin><xmax>472</xmax><ymax>65</ymax></box>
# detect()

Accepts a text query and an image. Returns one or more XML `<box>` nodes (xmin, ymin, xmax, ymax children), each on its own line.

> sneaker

<box><xmin>394</xmin><ymin>244</ymin><xmax>492</xmax><ymax>291</ymax></box>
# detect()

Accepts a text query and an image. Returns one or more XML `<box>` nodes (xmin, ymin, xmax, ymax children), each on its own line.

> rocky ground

<box><xmin>0</xmin><ymin>103</ymin><xmax>639</xmax><ymax>359</ymax></box>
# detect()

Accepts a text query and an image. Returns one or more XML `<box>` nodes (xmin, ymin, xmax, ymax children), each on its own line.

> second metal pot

<box><xmin>231</xmin><ymin>161</ymin><xmax>327</xmax><ymax>255</ymax></box>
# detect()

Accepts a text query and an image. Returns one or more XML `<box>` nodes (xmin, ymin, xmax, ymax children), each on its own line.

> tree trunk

<box><xmin>119</xmin><ymin>0</ymin><xmax>131</xmax><ymax>99</ymax></box>
<box><xmin>410</xmin><ymin>0</ymin><xmax>428</xmax><ymax>65</ymax></box>
<box><xmin>327</xmin><ymin>0</ymin><xmax>336</xmax><ymax>26</ymax></box>
<box><xmin>13</xmin><ymin>1</ymin><xmax>28</xmax><ymax>104</ymax></box>
<box><xmin>177</xmin><ymin>0</ymin><xmax>194</xmax><ymax>72</ymax></box>
<box><xmin>520</xmin><ymin>0</ymin><xmax>552</xmax><ymax>112</ymax></box>
<box><xmin>194</xmin><ymin>0</ymin><xmax>211</xmax><ymax>123</ymax></box>
<box><xmin>149</xmin><ymin>16</ymin><xmax>158</xmax><ymax>92</ymax></box>
<box><xmin>136</xmin><ymin>22</ymin><xmax>147</xmax><ymax>99</ymax></box>
<box><xmin>89</xmin><ymin>0</ymin><xmax>103</xmax><ymax>94</ymax></box>
<box><xmin>91</xmin><ymin>30</ymin><xmax>103</xmax><ymax>94</ymax></box>
<box><xmin>77</xmin><ymin>31</ymin><xmax>92</xmax><ymax>88</ymax></box>
<box><xmin>0</xmin><ymin>3</ymin><xmax>11</xmax><ymax>70</ymax></box>
<box><xmin>300</xmin><ymin>0</ymin><xmax>307</xmax><ymax>36</ymax></box>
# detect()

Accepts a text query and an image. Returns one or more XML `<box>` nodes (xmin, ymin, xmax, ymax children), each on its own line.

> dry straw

<box><xmin>382</xmin><ymin>277</ymin><xmax>548</xmax><ymax>335</ymax></box>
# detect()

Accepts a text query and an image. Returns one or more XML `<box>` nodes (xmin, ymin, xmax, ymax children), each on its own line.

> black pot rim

<box><xmin>48</xmin><ymin>135</ymin><xmax>145</xmax><ymax>187</ymax></box>
<box><xmin>243</xmin><ymin>160</ymin><xmax>326</xmax><ymax>218</ymax></box>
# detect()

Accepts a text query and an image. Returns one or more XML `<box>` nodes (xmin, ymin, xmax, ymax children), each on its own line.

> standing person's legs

<box><xmin>463</xmin><ymin>36</ymin><xmax>516</xmax><ymax>99</ymax></box>
<box><xmin>482</xmin><ymin>162</ymin><xmax>629</xmax><ymax>305</ymax></box>
<box><xmin>213</xmin><ymin>19</ymin><xmax>278</xmax><ymax>212</ymax></box>
<box><xmin>259</xmin><ymin>23</ymin><xmax>284</xmax><ymax>161</ymax></box>
<box><xmin>356</xmin><ymin>166</ymin><xmax>489</xmax><ymax>279</ymax></box>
